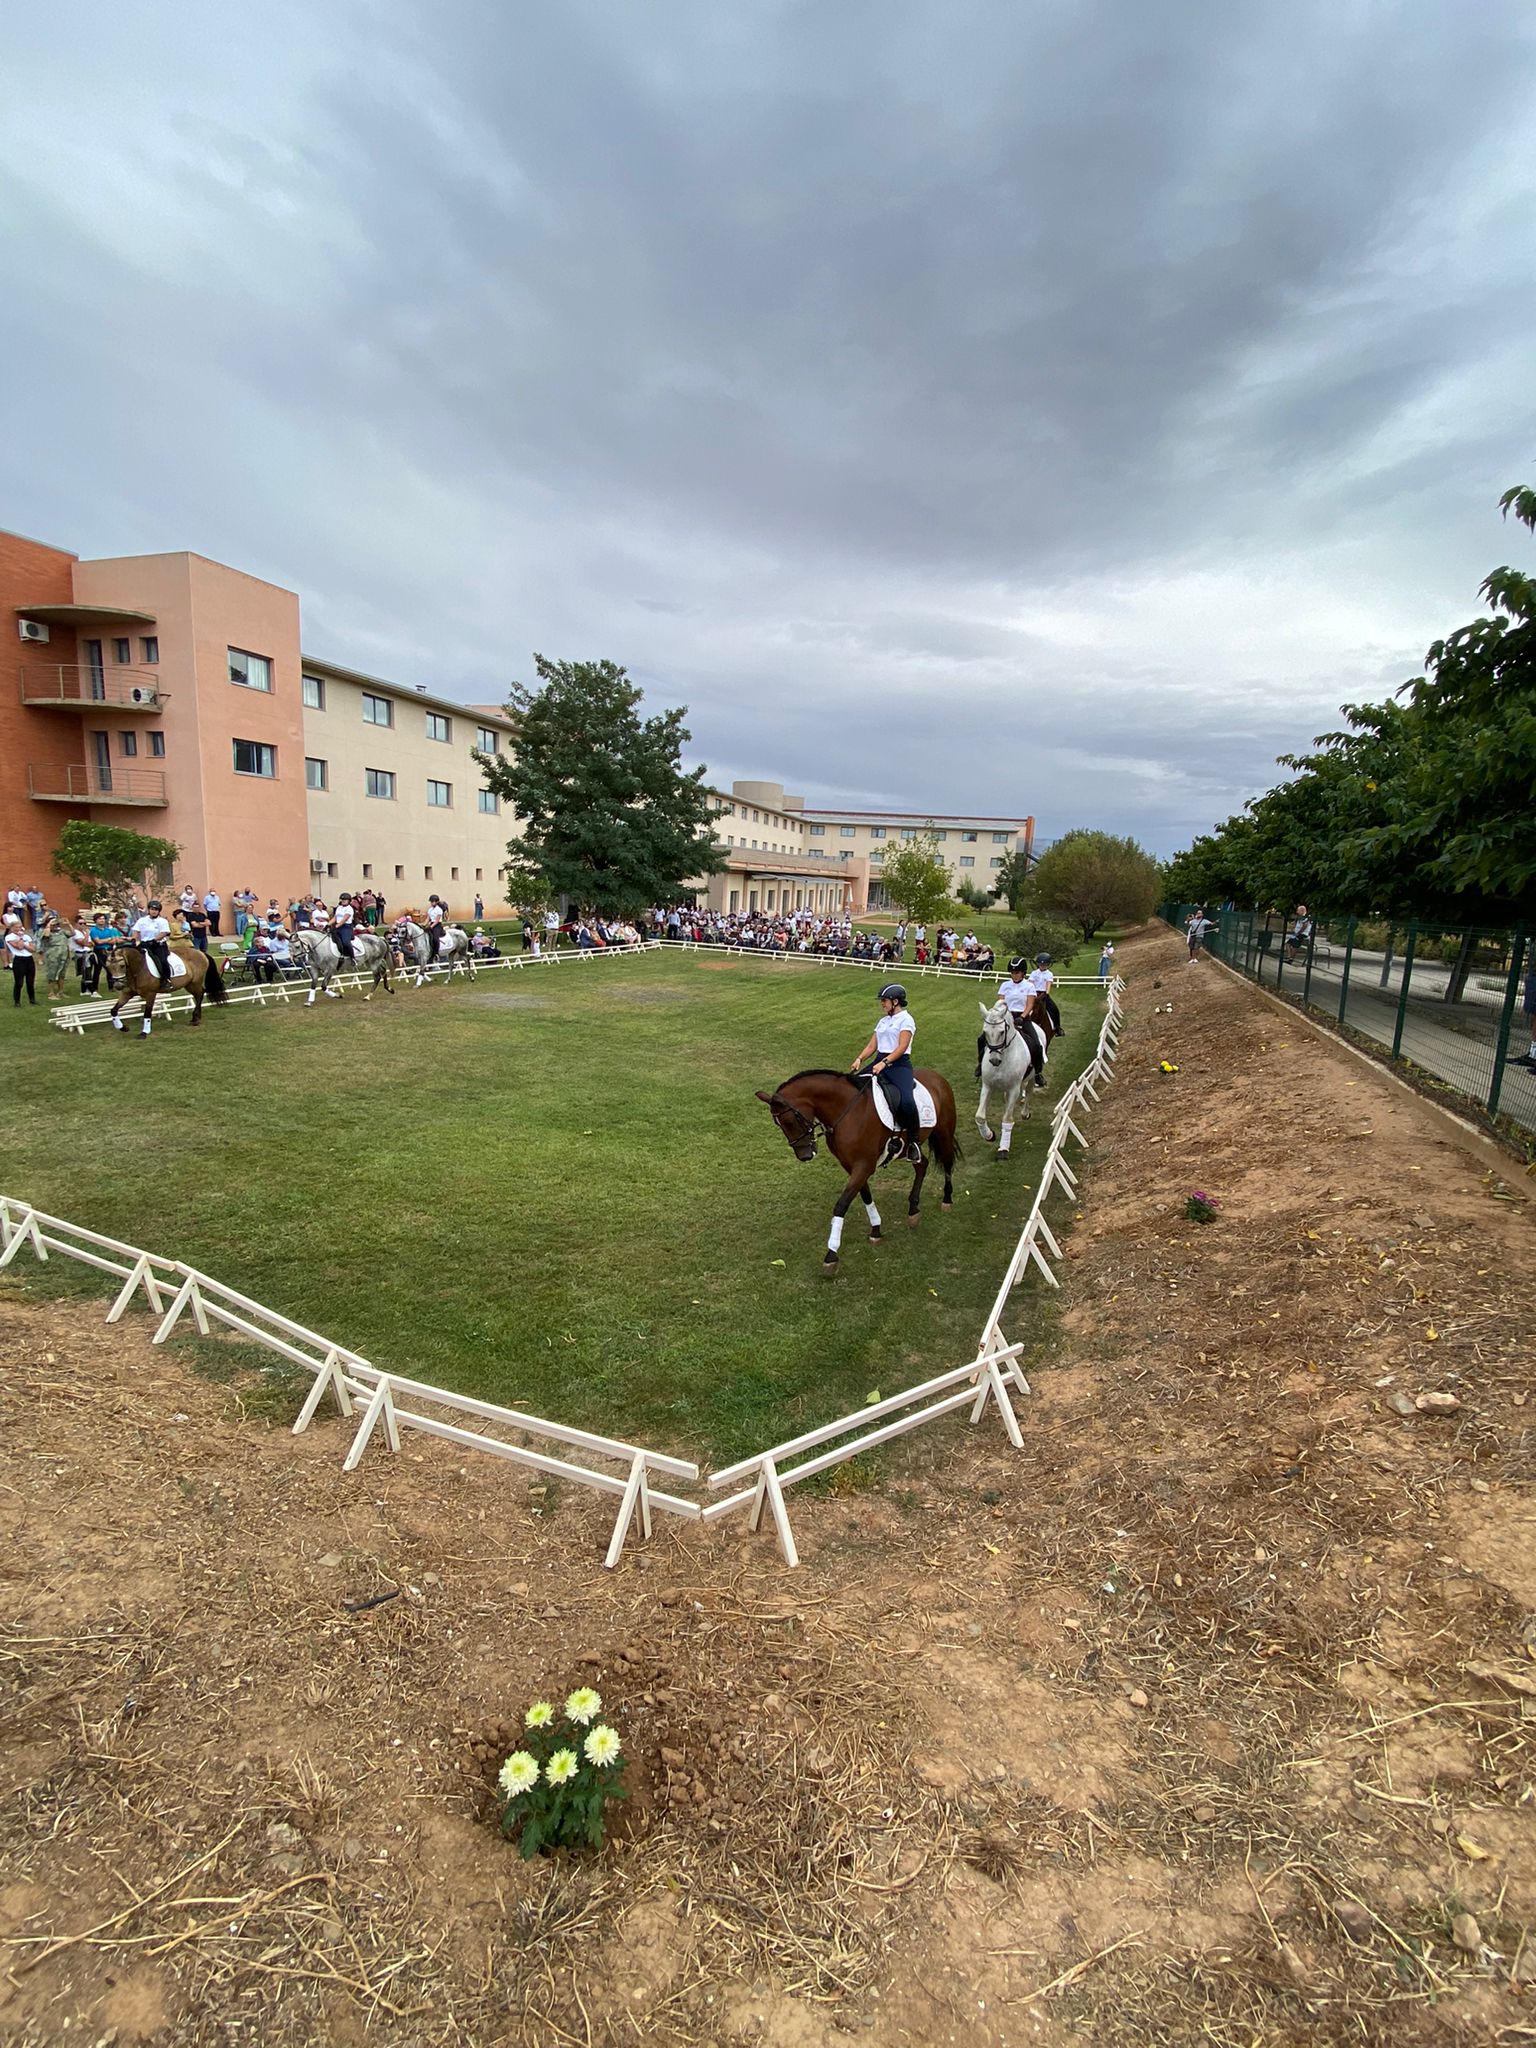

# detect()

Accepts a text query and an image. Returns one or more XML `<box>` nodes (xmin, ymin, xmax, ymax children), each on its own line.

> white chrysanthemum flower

<box><xmin>525</xmin><ymin>1700</ymin><xmax>554</xmax><ymax>1729</ymax></box>
<box><xmin>583</xmin><ymin>1724</ymin><xmax>622</xmax><ymax>1768</ymax></box>
<box><xmin>498</xmin><ymin>1751</ymin><xmax>539</xmax><ymax>1797</ymax></box>
<box><xmin>545</xmin><ymin>1748</ymin><xmax>579</xmax><ymax>1785</ymax></box>
<box><xmin>564</xmin><ymin>1687</ymin><xmax>602</xmax><ymax>1726</ymax></box>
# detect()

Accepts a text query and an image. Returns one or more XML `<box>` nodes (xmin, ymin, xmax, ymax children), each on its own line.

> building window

<box><xmin>426</xmin><ymin>711</ymin><xmax>452</xmax><ymax>743</ymax></box>
<box><xmin>113</xmin><ymin>637</ymin><xmax>131</xmax><ymax>664</ymax></box>
<box><xmin>394</xmin><ymin>865</ymin><xmax>404</xmax><ymax>879</ymax></box>
<box><xmin>451</xmin><ymin>866</ymin><xmax>459</xmax><ymax>880</ymax></box>
<box><xmin>365</xmin><ymin>767</ymin><xmax>395</xmax><ymax>799</ymax></box>
<box><xmin>363</xmin><ymin>692</ymin><xmax>393</xmax><ymax>727</ymax></box>
<box><xmin>427</xmin><ymin>779</ymin><xmax>452</xmax><ymax>808</ymax></box>
<box><xmin>811</xmin><ymin>849</ymin><xmax>825</xmax><ymax>859</ymax></box>
<box><xmin>962</xmin><ymin>830</ymin><xmax>978</xmax><ymax>843</ymax></box>
<box><xmin>478</xmin><ymin>789</ymin><xmax>498</xmax><ymax>814</ymax></box>
<box><xmin>302</xmin><ymin>673</ymin><xmax>326</xmax><ymax>709</ymax></box>
<box><xmin>959</xmin><ymin>855</ymin><xmax>975</xmax><ymax>868</ymax></box>
<box><xmin>118</xmin><ymin>730</ymin><xmax>138</xmax><ymax>757</ymax></box>
<box><xmin>233</xmin><ymin>738</ymin><xmax>276</xmax><ymax>777</ymax></box>
<box><xmin>140</xmin><ymin>636</ymin><xmax>159</xmax><ymax>664</ymax></box>
<box><xmin>900</xmin><ymin>828</ymin><xmax>916</xmax><ymax>841</ymax></box>
<box><xmin>229</xmin><ymin>647</ymin><xmax>273</xmax><ymax>692</ymax></box>
<box><xmin>840</xmin><ymin>825</ymin><xmax>856</xmax><ymax>838</ymax></box>
<box><xmin>326</xmin><ymin>863</ymin><xmax>338</xmax><ymax>878</ymax></box>
<box><xmin>476</xmin><ymin>726</ymin><xmax>499</xmax><ymax>754</ymax></box>
<box><xmin>475</xmin><ymin>867</ymin><xmax>483</xmax><ymax>881</ymax></box>
<box><xmin>362</xmin><ymin>863</ymin><xmax>373</xmax><ymax>878</ymax></box>
<box><xmin>149</xmin><ymin>731</ymin><xmax>165</xmax><ymax>757</ymax></box>
<box><xmin>869</xmin><ymin>826</ymin><xmax>887</xmax><ymax>840</ymax></box>
<box><xmin>305</xmin><ymin>757</ymin><xmax>328</xmax><ymax>791</ymax></box>
<box><xmin>990</xmin><ymin>856</ymin><xmax>1004</xmax><ymax>867</ymax></box>
<box><xmin>808</xmin><ymin>823</ymin><xmax>825</xmax><ymax>836</ymax></box>
<box><xmin>933</xmin><ymin>829</ymin><xmax>947</xmax><ymax>841</ymax></box>
<box><xmin>424</xmin><ymin>866</ymin><xmax>433</xmax><ymax>881</ymax></box>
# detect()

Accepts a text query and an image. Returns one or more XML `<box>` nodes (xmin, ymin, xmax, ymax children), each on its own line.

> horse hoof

<box><xmin>997</xmin><ymin>1150</ymin><xmax>1009</xmax><ymax>1162</ymax></box>
<box><xmin>907</xmin><ymin>1214</ymin><xmax>920</xmax><ymax>1230</ymax></box>
<box><xmin>822</xmin><ymin>1253</ymin><xmax>839</xmax><ymax>1271</ymax></box>
<box><xmin>941</xmin><ymin>1201</ymin><xmax>952</xmax><ymax>1212</ymax></box>
<box><xmin>869</xmin><ymin>1229</ymin><xmax>883</xmax><ymax>1243</ymax></box>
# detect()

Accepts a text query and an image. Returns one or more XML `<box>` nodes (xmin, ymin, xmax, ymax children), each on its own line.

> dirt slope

<box><xmin>2</xmin><ymin>924</ymin><xmax>1532</xmax><ymax>2046</ymax></box>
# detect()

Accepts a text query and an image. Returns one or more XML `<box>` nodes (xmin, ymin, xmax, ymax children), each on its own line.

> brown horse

<box><xmin>756</xmin><ymin>1069</ymin><xmax>961</xmax><ymax>1271</ymax></box>
<box><xmin>108</xmin><ymin>943</ymin><xmax>228</xmax><ymax>1036</ymax></box>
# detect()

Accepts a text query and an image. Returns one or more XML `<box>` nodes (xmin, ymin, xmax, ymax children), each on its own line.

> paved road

<box><xmin>1205</xmin><ymin>944</ymin><xmax>1534</xmax><ymax>1133</ymax></box>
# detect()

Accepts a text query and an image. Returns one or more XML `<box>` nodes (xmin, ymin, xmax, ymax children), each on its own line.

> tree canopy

<box><xmin>878</xmin><ymin>829</ymin><xmax>955</xmax><ymax>923</ymax></box>
<box><xmin>475</xmin><ymin>656</ymin><xmax>725</xmax><ymax>914</ymax></box>
<box><xmin>1029</xmin><ymin>829</ymin><xmax>1161</xmax><ymax>940</ymax></box>
<box><xmin>1162</xmin><ymin>485</ymin><xmax>1536</xmax><ymax>926</ymax></box>
<box><xmin>989</xmin><ymin>846</ymin><xmax>1033</xmax><ymax>912</ymax></box>
<box><xmin>50</xmin><ymin>821</ymin><xmax>181</xmax><ymax>900</ymax></box>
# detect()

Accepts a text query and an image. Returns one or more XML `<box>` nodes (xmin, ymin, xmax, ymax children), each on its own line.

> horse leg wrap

<box><xmin>999</xmin><ymin>1121</ymin><xmax>1013</xmax><ymax>1154</ymax></box>
<box><xmin>140</xmin><ymin>1019</ymin><xmax>151</xmax><ymax>1037</ymax></box>
<box><xmin>827</xmin><ymin>1214</ymin><xmax>845</xmax><ymax>1255</ymax></box>
<box><xmin>863</xmin><ymin>1201</ymin><xmax>881</xmax><ymax>1231</ymax></box>
<box><xmin>307</xmin><ymin>989</ymin><xmax>316</xmax><ymax>1005</ymax></box>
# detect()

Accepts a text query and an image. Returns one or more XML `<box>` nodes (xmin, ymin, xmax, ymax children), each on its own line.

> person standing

<box><xmin>179</xmin><ymin>883</ymin><xmax>197</xmax><ymax>924</ymax></box>
<box><xmin>86</xmin><ymin>909</ymin><xmax>123</xmax><ymax>995</ymax></box>
<box><xmin>1098</xmin><ymin>940</ymin><xmax>1115</xmax><ymax>981</ymax></box>
<box><xmin>184</xmin><ymin>897</ymin><xmax>211</xmax><ymax>953</ymax></box>
<box><xmin>39</xmin><ymin>915</ymin><xmax>71</xmax><ymax>999</ymax></box>
<box><xmin>203</xmin><ymin>886</ymin><xmax>222</xmax><ymax>937</ymax></box>
<box><xmin>473</xmin><ymin>891</ymin><xmax>484</xmax><ymax>920</ymax></box>
<box><xmin>1509</xmin><ymin>948</ymin><xmax>1536</xmax><ymax>1072</ymax></box>
<box><xmin>5</xmin><ymin>915</ymin><xmax>37</xmax><ymax>1005</ymax></box>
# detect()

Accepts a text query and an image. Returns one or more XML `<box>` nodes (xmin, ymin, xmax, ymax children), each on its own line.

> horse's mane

<box><xmin>778</xmin><ymin>1068</ymin><xmax>857</xmax><ymax>1089</ymax></box>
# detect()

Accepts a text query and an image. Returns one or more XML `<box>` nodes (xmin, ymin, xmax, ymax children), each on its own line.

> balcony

<box><xmin>26</xmin><ymin>764</ymin><xmax>168</xmax><ymax>807</ymax></box>
<box><xmin>19</xmin><ymin>664</ymin><xmax>166</xmax><ymax>711</ymax></box>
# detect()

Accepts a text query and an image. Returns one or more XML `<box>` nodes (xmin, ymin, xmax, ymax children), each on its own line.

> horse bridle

<box><xmin>770</xmin><ymin>1082</ymin><xmax>867</xmax><ymax>1159</ymax></box>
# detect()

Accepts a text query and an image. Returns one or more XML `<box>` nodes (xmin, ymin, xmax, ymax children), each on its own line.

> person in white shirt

<box><xmin>1028</xmin><ymin>953</ymin><xmax>1063</xmax><ymax>1035</ymax></box>
<box><xmin>976</xmin><ymin>956</ymin><xmax>1046</xmax><ymax>1085</ymax></box>
<box><xmin>129</xmin><ymin>901</ymin><xmax>175</xmax><ymax>983</ymax></box>
<box><xmin>202</xmin><ymin>888</ymin><xmax>222</xmax><ymax>936</ymax></box>
<box><xmin>310</xmin><ymin>900</ymin><xmax>331</xmax><ymax>933</ymax></box>
<box><xmin>853</xmin><ymin>982</ymin><xmax>923</xmax><ymax>1163</ymax></box>
<box><xmin>426</xmin><ymin>894</ymin><xmax>446</xmax><ymax>963</ymax></box>
<box><xmin>332</xmin><ymin>892</ymin><xmax>357</xmax><ymax>959</ymax></box>
<box><xmin>179</xmin><ymin>886</ymin><xmax>197</xmax><ymax>920</ymax></box>
<box><xmin>5</xmin><ymin>916</ymin><xmax>37</xmax><ymax>1005</ymax></box>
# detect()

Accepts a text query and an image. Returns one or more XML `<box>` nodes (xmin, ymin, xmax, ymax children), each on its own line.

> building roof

<box><xmin>800</xmin><ymin>808</ymin><xmax>1032</xmax><ymax>826</ymax></box>
<box><xmin>15</xmin><ymin>601</ymin><xmax>157</xmax><ymax>627</ymax></box>
<box><xmin>299</xmin><ymin>653</ymin><xmax>517</xmax><ymax>730</ymax></box>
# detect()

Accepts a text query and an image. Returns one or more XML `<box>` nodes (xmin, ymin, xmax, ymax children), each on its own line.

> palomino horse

<box><xmin>975</xmin><ymin>1000</ymin><xmax>1057</xmax><ymax>1159</ymax></box>
<box><xmin>108</xmin><ymin>943</ymin><xmax>227</xmax><ymax>1037</ymax></box>
<box><xmin>756</xmin><ymin>1068</ymin><xmax>961</xmax><ymax>1271</ymax></box>
<box><xmin>397</xmin><ymin>919</ymin><xmax>474</xmax><ymax>987</ymax></box>
<box><xmin>291</xmin><ymin>929</ymin><xmax>397</xmax><ymax>1005</ymax></box>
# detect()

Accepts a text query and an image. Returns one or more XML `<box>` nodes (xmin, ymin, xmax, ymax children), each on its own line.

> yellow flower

<box><xmin>498</xmin><ymin>1751</ymin><xmax>538</xmax><ymax>1796</ymax></box>
<box><xmin>564</xmin><ymin>1687</ymin><xmax>602</xmax><ymax>1726</ymax></box>
<box><xmin>525</xmin><ymin>1700</ymin><xmax>554</xmax><ymax>1729</ymax></box>
<box><xmin>546</xmin><ymin>1748</ymin><xmax>578</xmax><ymax>1785</ymax></box>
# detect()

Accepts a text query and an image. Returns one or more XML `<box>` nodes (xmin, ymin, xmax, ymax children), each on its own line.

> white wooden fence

<box><xmin>48</xmin><ymin>937</ymin><xmax>669</xmax><ymax>1032</ymax></box>
<box><xmin>9</xmin><ymin>976</ymin><xmax>1125</xmax><ymax>1572</ymax></box>
<box><xmin>0</xmin><ymin>1194</ymin><xmax>698</xmax><ymax>1567</ymax></box>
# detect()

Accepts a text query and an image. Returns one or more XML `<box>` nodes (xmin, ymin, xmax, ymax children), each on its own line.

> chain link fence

<box><xmin>1160</xmin><ymin>906</ymin><xmax>1534</xmax><ymax>1136</ymax></box>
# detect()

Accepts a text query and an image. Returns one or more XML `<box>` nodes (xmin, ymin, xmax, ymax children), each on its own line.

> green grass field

<box><xmin>4</xmin><ymin>949</ymin><xmax>1101</xmax><ymax>1462</ymax></box>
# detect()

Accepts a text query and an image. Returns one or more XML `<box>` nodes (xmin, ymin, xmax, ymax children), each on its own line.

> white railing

<box><xmin>49</xmin><ymin>938</ymin><xmax>667</xmax><ymax>1032</ymax></box>
<box><xmin>10</xmin><ymin>974</ymin><xmax>1126</xmax><ymax>1574</ymax></box>
<box><xmin>0</xmin><ymin>1194</ymin><xmax>698</xmax><ymax>1568</ymax></box>
<box><xmin>664</xmin><ymin>937</ymin><xmax>1110</xmax><ymax>985</ymax></box>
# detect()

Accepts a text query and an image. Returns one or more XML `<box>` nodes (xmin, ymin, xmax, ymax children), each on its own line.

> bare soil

<box><xmin>3</xmin><ymin>925</ymin><xmax>1533</xmax><ymax>2046</ymax></box>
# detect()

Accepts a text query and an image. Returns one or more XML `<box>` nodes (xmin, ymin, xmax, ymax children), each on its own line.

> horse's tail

<box><xmin>203</xmin><ymin>954</ymin><xmax>228</xmax><ymax>1004</ymax></box>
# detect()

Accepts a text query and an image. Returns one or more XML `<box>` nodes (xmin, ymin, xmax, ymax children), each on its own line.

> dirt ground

<box><xmin>3</xmin><ymin>923</ymin><xmax>1533</xmax><ymax>2047</ymax></box>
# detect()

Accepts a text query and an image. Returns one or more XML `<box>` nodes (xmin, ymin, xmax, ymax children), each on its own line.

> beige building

<box><xmin>690</xmin><ymin>781</ymin><xmax>1033</xmax><ymax>915</ymax></box>
<box><xmin>298</xmin><ymin>657</ymin><xmax>518</xmax><ymax>915</ymax></box>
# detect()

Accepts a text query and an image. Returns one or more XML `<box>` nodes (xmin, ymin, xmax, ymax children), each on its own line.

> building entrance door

<box><xmin>84</xmin><ymin>639</ymin><xmax>106</xmax><ymax>700</ymax></box>
<box><xmin>90</xmin><ymin>729</ymin><xmax>112</xmax><ymax>795</ymax></box>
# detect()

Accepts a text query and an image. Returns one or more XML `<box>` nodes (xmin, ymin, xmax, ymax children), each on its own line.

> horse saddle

<box><xmin>860</xmin><ymin>1075</ymin><xmax>938</xmax><ymax>1132</ymax></box>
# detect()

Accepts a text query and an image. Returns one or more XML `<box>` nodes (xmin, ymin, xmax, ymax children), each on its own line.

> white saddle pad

<box><xmin>871</xmin><ymin>1079</ymin><xmax>937</xmax><ymax>1132</ymax></box>
<box><xmin>143</xmin><ymin>951</ymin><xmax>191</xmax><ymax>982</ymax></box>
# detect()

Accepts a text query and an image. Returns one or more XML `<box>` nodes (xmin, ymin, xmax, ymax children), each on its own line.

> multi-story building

<box><xmin>2</xmin><ymin>528</ymin><xmax>514</xmax><ymax>918</ymax></box>
<box><xmin>3</xmin><ymin>524</ymin><xmax>1029</xmax><ymax>925</ymax></box>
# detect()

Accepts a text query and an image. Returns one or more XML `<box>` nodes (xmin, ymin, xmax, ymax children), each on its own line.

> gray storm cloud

<box><xmin>1</xmin><ymin>0</ymin><xmax>1533</xmax><ymax>849</ymax></box>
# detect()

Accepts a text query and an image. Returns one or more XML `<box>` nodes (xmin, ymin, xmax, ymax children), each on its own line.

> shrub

<box><xmin>494</xmin><ymin>1688</ymin><xmax>628</xmax><ymax>1857</ymax></box>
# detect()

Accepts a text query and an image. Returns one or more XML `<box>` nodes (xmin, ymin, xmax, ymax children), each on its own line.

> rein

<box><xmin>777</xmin><ymin>1077</ymin><xmax>873</xmax><ymax>1154</ymax></box>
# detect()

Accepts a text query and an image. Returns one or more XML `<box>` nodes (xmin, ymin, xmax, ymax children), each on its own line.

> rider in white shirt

<box><xmin>1027</xmin><ymin>953</ymin><xmax>1063</xmax><ymax>1035</ymax></box>
<box><xmin>976</xmin><ymin>955</ymin><xmax>1045</xmax><ymax>1084</ymax></box>
<box><xmin>854</xmin><ymin>982</ymin><xmax>923</xmax><ymax>1164</ymax></box>
<box><xmin>130</xmin><ymin>902</ymin><xmax>175</xmax><ymax>982</ymax></box>
<box><xmin>426</xmin><ymin>894</ymin><xmax>446</xmax><ymax>963</ymax></box>
<box><xmin>332</xmin><ymin>893</ymin><xmax>357</xmax><ymax>959</ymax></box>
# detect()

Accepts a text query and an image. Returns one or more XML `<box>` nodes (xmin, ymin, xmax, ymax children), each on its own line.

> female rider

<box><xmin>853</xmin><ymin>983</ymin><xmax>923</xmax><ymax>1164</ymax></box>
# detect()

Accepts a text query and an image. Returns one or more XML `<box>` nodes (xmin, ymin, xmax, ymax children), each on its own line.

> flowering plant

<box><xmin>1184</xmin><ymin>1189</ymin><xmax>1220</xmax><ymax>1224</ymax></box>
<box><xmin>494</xmin><ymin>1689</ymin><xmax>627</xmax><ymax>1857</ymax></box>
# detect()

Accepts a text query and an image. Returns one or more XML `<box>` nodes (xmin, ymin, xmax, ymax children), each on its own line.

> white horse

<box><xmin>974</xmin><ymin>999</ymin><xmax>1045</xmax><ymax>1160</ymax></box>
<box><xmin>398</xmin><ymin>919</ymin><xmax>475</xmax><ymax>987</ymax></box>
<box><xmin>291</xmin><ymin>928</ymin><xmax>397</xmax><ymax>1005</ymax></box>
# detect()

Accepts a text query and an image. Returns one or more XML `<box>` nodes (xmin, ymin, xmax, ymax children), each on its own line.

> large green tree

<box><xmin>1029</xmin><ymin>829</ymin><xmax>1161</xmax><ymax>940</ymax></box>
<box><xmin>475</xmin><ymin>656</ymin><xmax>725</xmax><ymax>913</ymax></box>
<box><xmin>50</xmin><ymin>821</ymin><xmax>181</xmax><ymax>901</ymax></box>
<box><xmin>990</xmin><ymin>846</ymin><xmax>1033</xmax><ymax>911</ymax></box>
<box><xmin>877</xmin><ymin>828</ymin><xmax>955</xmax><ymax>922</ymax></box>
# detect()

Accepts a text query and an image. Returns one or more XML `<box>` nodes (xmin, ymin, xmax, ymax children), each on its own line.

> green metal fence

<box><xmin>1160</xmin><ymin>906</ymin><xmax>1534</xmax><ymax>1135</ymax></box>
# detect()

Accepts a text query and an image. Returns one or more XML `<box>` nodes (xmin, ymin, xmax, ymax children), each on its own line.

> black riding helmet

<box><xmin>1008</xmin><ymin>955</ymin><xmax>1028</xmax><ymax>973</ymax></box>
<box><xmin>1034</xmin><ymin>951</ymin><xmax>1052</xmax><ymax>965</ymax></box>
<box><xmin>878</xmin><ymin>982</ymin><xmax>907</xmax><ymax>1005</ymax></box>
<box><xmin>147</xmin><ymin>900</ymin><xmax>162</xmax><ymax>912</ymax></box>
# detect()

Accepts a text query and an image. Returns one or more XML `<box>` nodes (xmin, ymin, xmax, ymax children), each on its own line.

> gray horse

<box><xmin>397</xmin><ymin>918</ymin><xmax>474</xmax><ymax>987</ymax></box>
<box><xmin>291</xmin><ymin>928</ymin><xmax>397</xmax><ymax>1004</ymax></box>
<box><xmin>975</xmin><ymin>998</ymin><xmax>1048</xmax><ymax>1159</ymax></box>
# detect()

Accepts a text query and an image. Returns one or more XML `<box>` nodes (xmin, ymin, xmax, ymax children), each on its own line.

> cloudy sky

<box><xmin>3</xmin><ymin>1</ymin><xmax>1533</xmax><ymax>851</ymax></box>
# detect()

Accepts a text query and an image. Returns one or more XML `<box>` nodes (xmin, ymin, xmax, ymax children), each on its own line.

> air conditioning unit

<box><xmin>18</xmin><ymin>619</ymin><xmax>50</xmax><ymax>643</ymax></box>
<box><xmin>128</xmin><ymin>684</ymin><xmax>158</xmax><ymax>706</ymax></box>
<box><xmin>310</xmin><ymin>858</ymin><xmax>326</xmax><ymax>873</ymax></box>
